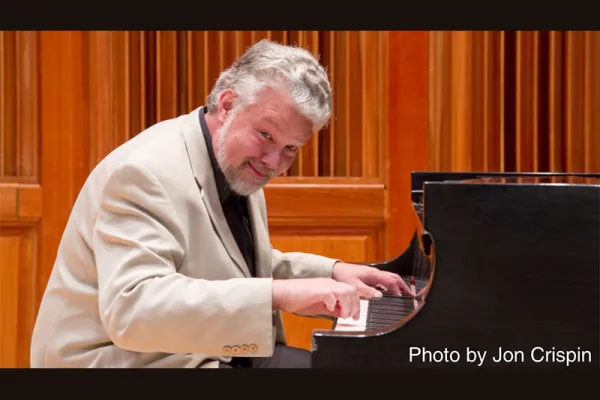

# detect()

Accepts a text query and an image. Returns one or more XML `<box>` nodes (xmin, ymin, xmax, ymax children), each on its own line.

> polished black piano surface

<box><xmin>311</xmin><ymin>172</ymin><xmax>600</xmax><ymax>369</ymax></box>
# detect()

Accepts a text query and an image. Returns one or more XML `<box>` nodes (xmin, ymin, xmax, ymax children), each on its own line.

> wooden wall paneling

<box><xmin>156</xmin><ymin>31</ymin><xmax>179</xmax><ymax>121</ymax></box>
<box><xmin>548</xmin><ymin>31</ymin><xmax>564</xmax><ymax>172</ymax></box>
<box><xmin>39</xmin><ymin>31</ymin><xmax>91</xmax><ymax>314</ymax></box>
<box><xmin>0</xmin><ymin>31</ymin><xmax>42</xmax><ymax>368</ymax></box>
<box><xmin>362</xmin><ymin>30</ymin><xmax>383</xmax><ymax>179</ymax></box>
<box><xmin>1</xmin><ymin>31</ymin><xmax>17</xmax><ymax>178</ymax></box>
<box><xmin>429</xmin><ymin>31</ymin><xmax>505</xmax><ymax>172</ymax></box>
<box><xmin>318</xmin><ymin>31</ymin><xmax>335</xmax><ymax>177</ymax></box>
<box><xmin>515</xmin><ymin>31</ymin><xmax>539</xmax><ymax>172</ymax></box>
<box><xmin>264</xmin><ymin>182</ymin><xmax>385</xmax><ymax>222</ymax></box>
<box><xmin>429</xmin><ymin>30</ymin><xmax>600</xmax><ymax>175</ymax></box>
<box><xmin>428</xmin><ymin>31</ymin><xmax>447</xmax><ymax>172</ymax></box>
<box><xmin>449</xmin><ymin>31</ymin><xmax>471</xmax><ymax>171</ymax></box>
<box><xmin>347</xmin><ymin>31</ymin><xmax>363</xmax><ymax>178</ymax></box>
<box><xmin>1</xmin><ymin>31</ymin><xmax>39</xmax><ymax>182</ymax></box>
<box><xmin>386</xmin><ymin>31</ymin><xmax>430</xmax><ymax>259</ymax></box>
<box><xmin>291</xmin><ymin>30</ymin><xmax>320</xmax><ymax>177</ymax></box>
<box><xmin>0</xmin><ymin>225</ymin><xmax>38</xmax><ymax>368</ymax></box>
<box><xmin>128</xmin><ymin>31</ymin><xmax>147</xmax><ymax>139</ymax></box>
<box><xmin>584</xmin><ymin>31</ymin><xmax>600</xmax><ymax>173</ymax></box>
<box><xmin>565</xmin><ymin>31</ymin><xmax>585</xmax><ymax>173</ymax></box>
<box><xmin>332</xmin><ymin>31</ymin><xmax>349</xmax><ymax>178</ymax></box>
<box><xmin>186</xmin><ymin>31</ymin><xmax>208</xmax><ymax>110</ymax></box>
<box><xmin>0</xmin><ymin>183</ymin><xmax>41</xmax><ymax>368</ymax></box>
<box><xmin>88</xmin><ymin>31</ymin><xmax>132</xmax><ymax>167</ymax></box>
<box><xmin>484</xmin><ymin>31</ymin><xmax>505</xmax><ymax>172</ymax></box>
<box><xmin>177</xmin><ymin>31</ymin><xmax>189</xmax><ymax>115</ymax></box>
<box><xmin>205</xmin><ymin>31</ymin><xmax>223</xmax><ymax>97</ymax></box>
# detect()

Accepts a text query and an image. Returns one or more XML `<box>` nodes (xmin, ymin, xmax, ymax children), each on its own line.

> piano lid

<box><xmin>410</xmin><ymin>171</ymin><xmax>600</xmax><ymax>203</ymax></box>
<box><xmin>455</xmin><ymin>176</ymin><xmax>600</xmax><ymax>186</ymax></box>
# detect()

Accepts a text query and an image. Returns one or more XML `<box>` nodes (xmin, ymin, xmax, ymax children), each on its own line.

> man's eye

<box><xmin>259</xmin><ymin>131</ymin><xmax>271</xmax><ymax>139</ymax></box>
<box><xmin>286</xmin><ymin>145</ymin><xmax>298</xmax><ymax>152</ymax></box>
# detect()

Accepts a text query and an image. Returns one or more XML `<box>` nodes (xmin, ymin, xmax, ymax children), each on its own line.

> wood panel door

<box><xmin>0</xmin><ymin>31</ymin><xmax>42</xmax><ymax>368</ymax></box>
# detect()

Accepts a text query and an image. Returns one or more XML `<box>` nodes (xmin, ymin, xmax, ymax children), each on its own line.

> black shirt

<box><xmin>199</xmin><ymin>107</ymin><xmax>256</xmax><ymax>277</ymax></box>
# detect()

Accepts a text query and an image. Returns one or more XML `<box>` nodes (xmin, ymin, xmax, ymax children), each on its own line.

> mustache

<box><xmin>246</xmin><ymin>159</ymin><xmax>276</xmax><ymax>177</ymax></box>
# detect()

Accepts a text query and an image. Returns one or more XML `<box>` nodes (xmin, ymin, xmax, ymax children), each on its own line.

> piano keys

<box><xmin>333</xmin><ymin>299</ymin><xmax>369</xmax><ymax>331</ymax></box>
<box><xmin>311</xmin><ymin>171</ymin><xmax>600</xmax><ymax>369</ymax></box>
<box><xmin>334</xmin><ymin>278</ymin><xmax>427</xmax><ymax>332</ymax></box>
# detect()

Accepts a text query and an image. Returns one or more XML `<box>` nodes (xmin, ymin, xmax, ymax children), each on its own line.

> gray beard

<box><xmin>214</xmin><ymin>115</ymin><xmax>272</xmax><ymax>196</ymax></box>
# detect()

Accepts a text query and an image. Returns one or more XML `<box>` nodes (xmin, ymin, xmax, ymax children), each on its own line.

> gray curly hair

<box><xmin>206</xmin><ymin>39</ymin><xmax>333</xmax><ymax>131</ymax></box>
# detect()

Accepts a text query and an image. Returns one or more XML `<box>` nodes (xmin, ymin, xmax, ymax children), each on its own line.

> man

<box><xmin>30</xmin><ymin>39</ymin><xmax>412</xmax><ymax>368</ymax></box>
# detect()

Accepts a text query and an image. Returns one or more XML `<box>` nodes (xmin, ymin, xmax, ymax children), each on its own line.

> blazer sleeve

<box><xmin>271</xmin><ymin>248</ymin><xmax>338</xmax><ymax>280</ymax></box>
<box><xmin>93</xmin><ymin>161</ymin><xmax>274</xmax><ymax>357</ymax></box>
<box><xmin>253</xmin><ymin>189</ymin><xmax>339</xmax><ymax>280</ymax></box>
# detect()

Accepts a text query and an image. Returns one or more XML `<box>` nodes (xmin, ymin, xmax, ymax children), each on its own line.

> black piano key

<box><xmin>368</xmin><ymin>317</ymin><xmax>409</xmax><ymax>325</ymax></box>
<box><xmin>368</xmin><ymin>306</ymin><xmax>412</xmax><ymax>315</ymax></box>
<box><xmin>371</xmin><ymin>297</ymin><xmax>414</xmax><ymax>304</ymax></box>
<box><xmin>368</xmin><ymin>308</ymin><xmax>413</xmax><ymax>317</ymax></box>
<box><xmin>368</xmin><ymin>316</ymin><xmax>408</xmax><ymax>324</ymax></box>
<box><xmin>370</xmin><ymin>295</ymin><xmax>414</xmax><ymax>303</ymax></box>
<box><xmin>365</xmin><ymin>293</ymin><xmax>418</xmax><ymax>330</ymax></box>
<box><xmin>370</xmin><ymin>300</ymin><xmax>414</xmax><ymax>309</ymax></box>
<box><xmin>370</xmin><ymin>305</ymin><xmax>412</xmax><ymax>311</ymax></box>
<box><xmin>369</xmin><ymin>314</ymin><xmax>411</xmax><ymax>323</ymax></box>
<box><xmin>370</xmin><ymin>299</ymin><xmax>413</xmax><ymax>307</ymax></box>
<box><xmin>368</xmin><ymin>310</ymin><xmax>410</xmax><ymax>319</ymax></box>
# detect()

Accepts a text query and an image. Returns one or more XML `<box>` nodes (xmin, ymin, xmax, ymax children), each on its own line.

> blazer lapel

<box><xmin>247</xmin><ymin>192</ymin><xmax>273</xmax><ymax>278</ymax></box>
<box><xmin>181</xmin><ymin>107</ymin><xmax>251</xmax><ymax>277</ymax></box>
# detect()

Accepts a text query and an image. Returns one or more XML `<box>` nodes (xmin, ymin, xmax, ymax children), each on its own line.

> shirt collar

<box><xmin>199</xmin><ymin>106</ymin><xmax>234</xmax><ymax>203</ymax></box>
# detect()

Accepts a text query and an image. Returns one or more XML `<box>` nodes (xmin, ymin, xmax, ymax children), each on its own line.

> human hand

<box><xmin>272</xmin><ymin>278</ymin><xmax>362</xmax><ymax>320</ymax></box>
<box><xmin>331</xmin><ymin>262</ymin><xmax>414</xmax><ymax>297</ymax></box>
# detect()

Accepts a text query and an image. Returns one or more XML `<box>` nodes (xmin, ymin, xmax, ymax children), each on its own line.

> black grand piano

<box><xmin>311</xmin><ymin>172</ymin><xmax>600</xmax><ymax>368</ymax></box>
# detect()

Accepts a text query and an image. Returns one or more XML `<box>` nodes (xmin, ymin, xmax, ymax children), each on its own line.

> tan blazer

<box><xmin>30</xmin><ymin>107</ymin><xmax>337</xmax><ymax>368</ymax></box>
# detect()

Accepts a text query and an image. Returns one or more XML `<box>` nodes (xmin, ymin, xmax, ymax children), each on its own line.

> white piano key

<box><xmin>334</xmin><ymin>299</ymin><xmax>369</xmax><ymax>331</ymax></box>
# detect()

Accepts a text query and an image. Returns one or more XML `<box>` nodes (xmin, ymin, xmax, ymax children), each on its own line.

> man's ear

<box><xmin>217</xmin><ymin>89</ymin><xmax>236</xmax><ymax>123</ymax></box>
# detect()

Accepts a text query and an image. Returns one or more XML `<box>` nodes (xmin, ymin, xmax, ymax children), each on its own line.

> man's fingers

<box><xmin>386</xmin><ymin>281</ymin><xmax>402</xmax><ymax>296</ymax></box>
<box><xmin>334</xmin><ymin>285</ymin><xmax>362</xmax><ymax>320</ymax></box>
<box><xmin>336</xmin><ymin>292</ymin><xmax>352</xmax><ymax>319</ymax></box>
<box><xmin>356</xmin><ymin>281</ymin><xmax>383</xmax><ymax>299</ymax></box>
<box><xmin>396</xmin><ymin>275</ymin><xmax>414</xmax><ymax>296</ymax></box>
<box><xmin>352</xmin><ymin>291</ymin><xmax>362</xmax><ymax>320</ymax></box>
<box><xmin>374</xmin><ymin>283</ymin><xmax>387</xmax><ymax>292</ymax></box>
<box><xmin>377</xmin><ymin>273</ymin><xmax>414</xmax><ymax>296</ymax></box>
<box><xmin>322</xmin><ymin>293</ymin><xmax>337</xmax><ymax>312</ymax></box>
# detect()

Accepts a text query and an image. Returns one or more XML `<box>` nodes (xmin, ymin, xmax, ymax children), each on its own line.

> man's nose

<box><xmin>260</xmin><ymin>149</ymin><xmax>282</xmax><ymax>170</ymax></box>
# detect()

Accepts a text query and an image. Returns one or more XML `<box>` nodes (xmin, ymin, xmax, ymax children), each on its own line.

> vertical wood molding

<box><xmin>0</xmin><ymin>31</ymin><xmax>40</xmax><ymax>181</ymax></box>
<box><xmin>386</xmin><ymin>31</ymin><xmax>430</xmax><ymax>259</ymax></box>
<box><xmin>39</xmin><ymin>31</ymin><xmax>90</xmax><ymax>305</ymax></box>
<box><xmin>428</xmin><ymin>30</ymin><xmax>600</xmax><ymax>174</ymax></box>
<box><xmin>0</xmin><ymin>31</ymin><xmax>41</xmax><ymax>368</ymax></box>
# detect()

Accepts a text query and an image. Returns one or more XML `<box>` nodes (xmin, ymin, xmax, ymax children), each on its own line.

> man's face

<box><xmin>213</xmin><ymin>88</ymin><xmax>313</xmax><ymax>196</ymax></box>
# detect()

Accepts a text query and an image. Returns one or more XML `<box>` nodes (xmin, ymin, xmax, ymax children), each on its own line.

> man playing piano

<box><xmin>30</xmin><ymin>39</ymin><xmax>412</xmax><ymax>368</ymax></box>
